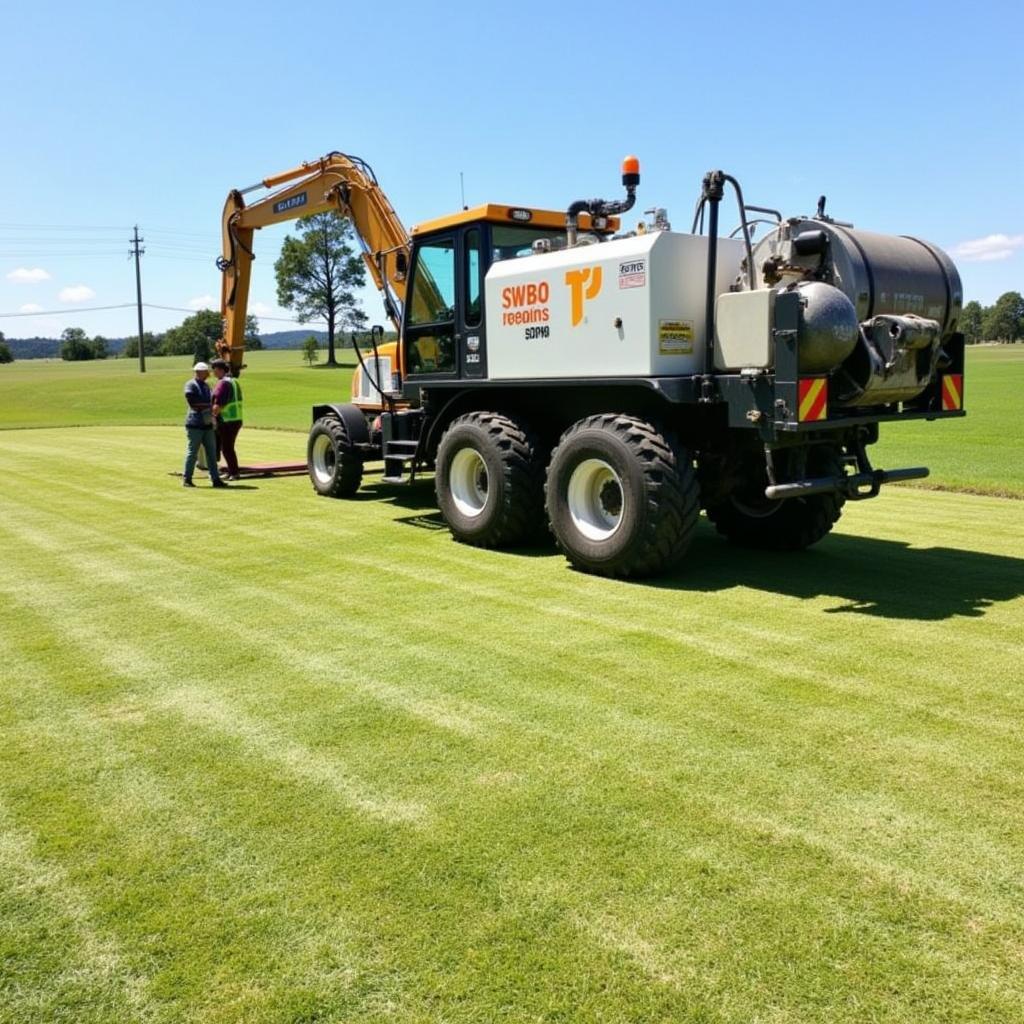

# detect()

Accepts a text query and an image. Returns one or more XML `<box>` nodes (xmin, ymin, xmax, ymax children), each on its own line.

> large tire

<box><xmin>307</xmin><ymin>416</ymin><xmax>363</xmax><ymax>498</ymax></box>
<box><xmin>704</xmin><ymin>445</ymin><xmax>845</xmax><ymax>550</ymax></box>
<box><xmin>435</xmin><ymin>411</ymin><xmax>545</xmax><ymax>548</ymax></box>
<box><xmin>545</xmin><ymin>414</ymin><xmax>699</xmax><ymax>578</ymax></box>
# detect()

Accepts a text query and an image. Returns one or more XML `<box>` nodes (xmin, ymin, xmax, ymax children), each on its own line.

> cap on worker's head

<box><xmin>193</xmin><ymin>361</ymin><xmax>211</xmax><ymax>372</ymax></box>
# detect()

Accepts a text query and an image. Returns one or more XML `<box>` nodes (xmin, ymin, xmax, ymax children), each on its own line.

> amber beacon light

<box><xmin>622</xmin><ymin>155</ymin><xmax>641</xmax><ymax>186</ymax></box>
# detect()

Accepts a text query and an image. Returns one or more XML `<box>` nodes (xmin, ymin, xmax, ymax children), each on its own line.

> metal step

<box><xmin>382</xmin><ymin>454</ymin><xmax>410</xmax><ymax>482</ymax></box>
<box><xmin>385</xmin><ymin>440</ymin><xmax>419</xmax><ymax>456</ymax></box>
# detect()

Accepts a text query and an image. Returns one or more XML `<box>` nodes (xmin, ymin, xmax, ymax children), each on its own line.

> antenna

<box><xmin>460</xmin><ymin>171</ymin><xmax>467</xmax><ymax>210</ymax></box>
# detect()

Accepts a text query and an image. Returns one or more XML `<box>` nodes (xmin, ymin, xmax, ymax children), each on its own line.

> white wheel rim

<box><xmin>567</xmin><ymin>458</ymin><xmax>623</xmax><ymax>541</ymax></box>
<box><xmin>311</xmin><ymin>434</ymin><xmax>336</xmax><ymax>484</ymax></box>
<box><xmin>449</xmin><ymin>447</ymin><xmax>489</xmax><ymax>518</ymax></box>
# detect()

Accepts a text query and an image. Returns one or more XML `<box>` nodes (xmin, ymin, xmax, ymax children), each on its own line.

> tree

<box><xmin>960</xmin><ymin>300</ymin><xmax>984</xmax><ymax>345</ymax></box>
<box><xmin>123</xmin><ymin>332</ymin><xmax>161</xmax><ymax>358</ymax></box>
<box><xmin>60</xmin><ymin>327</ymin><xmax>94</xmax><ymax>361</ymax></box>
<box><xmin>90</xmin><ymin>336</ymin><xmax>109</xmax><ymax>360</ymax></box>
<box><xmin>274</xmin><ymin>212</ymin><xmax>367</xmax><ymax>366</ymax></box>
<box><xmin>0</xmin><ymin>331</ymin><xmax>12</xmax><ymax>364</ymax></box>
<box><xmin>244</xmin><ymin>316</ymin><xmax>263</xmax><ymax>351</ymax></box>
<box><xmin>162</xmin><ymin>310</ymin><xmax>260</xmax><ymax>361</ymax></box>
<box><xmin>302</xmin><ymin>334</ymin><xmax>320</xmax><ymax>366</ymax></box>
<box><xmin>982</xmin><ymin>291</ymin><xmax>1024</xmax><ymax>343</ymax></box>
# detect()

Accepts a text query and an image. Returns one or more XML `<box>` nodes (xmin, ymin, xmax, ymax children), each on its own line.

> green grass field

<box><xmin>1</xmin><ymin>349</ymin><xmax>1023</xmax><ymax>1022</ymax></box>
<box><xmin>1</xmin><ymin>346</ymin><xmax>1021</xmax><ymax>497</ymax></box>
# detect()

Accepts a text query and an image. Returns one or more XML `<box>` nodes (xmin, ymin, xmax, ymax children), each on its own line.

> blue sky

<box><xmin>1</xmin><ymin>0</ymin><xmax>1020</xmax><ymax>341</ymax></box>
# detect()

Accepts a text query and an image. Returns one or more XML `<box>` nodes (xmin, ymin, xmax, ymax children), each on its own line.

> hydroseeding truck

<box><xmin>216</xmin><ymin>153</ymin><xmax>965</xmax><ymax>578</ymax></box>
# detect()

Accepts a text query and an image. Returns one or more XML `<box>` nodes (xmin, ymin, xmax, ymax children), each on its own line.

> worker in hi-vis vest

<box><xmin>210</xmin><ymin>359</ymin><xmax>244</xmax><ymax>480</ymax></box>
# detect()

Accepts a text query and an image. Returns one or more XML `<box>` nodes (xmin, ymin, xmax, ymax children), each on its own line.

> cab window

<box><xmin>491</xmin><ymin>225</ymin><xmax>565</xmax><ymax>262</ymax></box>
<box><xmin>408</xmin><ymin>239</ymin><xmax>456</xmax><ymax>326</ymax></box>
<box><xmin>407</xmin><ymin>333</ymin><xmax>455</xmax><ymax>375</ymax></box>
<box><xmin>465</xmin><ymin>228</ymin><xmax>481</xmax><ymax>327</ymax></box>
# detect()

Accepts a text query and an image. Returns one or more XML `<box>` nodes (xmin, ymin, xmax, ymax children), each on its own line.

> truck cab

<box><xmin>400</xmin><ymin>205</ymin><xmax>618</xmax><ymax>390</ymax></box>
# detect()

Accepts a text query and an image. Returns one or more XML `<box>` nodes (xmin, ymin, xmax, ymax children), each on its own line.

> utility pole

<box><xmin>130</xmin><ymin>225</ymin><xmax>146</xmax><ymax>373</ymax></box>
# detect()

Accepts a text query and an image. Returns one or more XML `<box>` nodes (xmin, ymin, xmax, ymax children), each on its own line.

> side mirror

<box><xmin>395</xmin><ymin>250</ymin><xmax>408</xmax><ymax>277</ymax></box>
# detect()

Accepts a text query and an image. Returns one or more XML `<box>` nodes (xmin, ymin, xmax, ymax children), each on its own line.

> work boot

<box><xmin>183</xmin><ymin>479</ymin><xmax>196</xmax><ymax>488</ymax></box>
<box><xmin>212</xmin><ymin>479</ymin><xmax>229</xmax><ymax>488</ymax></box>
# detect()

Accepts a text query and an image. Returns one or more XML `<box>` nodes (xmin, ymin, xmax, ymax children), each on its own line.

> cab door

<box><xmin>403</xmin><ymin>235</ymin><xmax>458</xmax><ymax>378</ymax></box>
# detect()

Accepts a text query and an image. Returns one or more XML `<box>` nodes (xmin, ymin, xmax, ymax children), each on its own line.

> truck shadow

<box><xmin>358</xmin><ymin>479</ymin><xmax>439</xmax><ymax>513</ymax></box>
<box><xmin>363</xmin><ymin>480</ymin><xmax>1023</xmax><ymax>620</ymax></box>
<box><xmin>645</xmin><ymin>523</ymin><xmax>1024</xmax><ymax>621</ymax></box>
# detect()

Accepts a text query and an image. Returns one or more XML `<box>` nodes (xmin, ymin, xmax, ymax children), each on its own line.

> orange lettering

<box><xmin>565</xmin><ymin>266</ymin><xmax>603</xmax><ymax>326</ymax></box>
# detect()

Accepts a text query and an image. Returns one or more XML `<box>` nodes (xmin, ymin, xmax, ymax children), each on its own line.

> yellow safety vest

<box><xmin>220</xmin><ymin>378</ymin><xmax>244</xmax><ymax>423</ymax></box>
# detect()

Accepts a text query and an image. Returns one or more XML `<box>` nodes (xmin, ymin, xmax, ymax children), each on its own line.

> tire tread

<box><xmin>546</xmin><ymin>414</ymin><xmax>700</xmax><ymax>578</ymax></box>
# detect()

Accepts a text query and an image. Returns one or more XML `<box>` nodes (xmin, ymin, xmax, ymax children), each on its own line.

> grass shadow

<box><xmin>643</xmin><ymin>522</ymin><xmax>1024</xmax><ymax>620</ymax></box>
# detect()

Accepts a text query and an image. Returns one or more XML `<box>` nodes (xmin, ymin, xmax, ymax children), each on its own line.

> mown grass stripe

<box><xmin>0</xmin><ymin>629</ymin><xmax>368</xmax><ymax>1021</ymax></box>
<box><xmin>3</xmin><ymin>494</ymin><xmax>1024</xmax><ymax>941</ymax></box>
<box><xmin>0</xmin><ymin>795</ymin><xmax>156</xmax><ymax>1024</ymax></box>
<box><xmin>3</xmin><ymin>424</ymin><xmax>1024</xmax><ymax>1022</ymax></box>
<box><xmin>4</xmin><ymin>485</ymin><xmax>1022</xmax><ymax>805</ymax></box>
<box><xmin>0</xmin><ymin>550</ymin><xmax>428</xmax><ymax>829</ymax></box>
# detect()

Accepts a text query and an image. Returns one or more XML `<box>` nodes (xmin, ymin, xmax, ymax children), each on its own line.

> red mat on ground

<box><xmin>231</xmin><ymin>461</ymin><xmax>308</xmax><ymax>477</ymax></box>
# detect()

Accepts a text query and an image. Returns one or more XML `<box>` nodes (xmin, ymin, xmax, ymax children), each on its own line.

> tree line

<box><xmin>960</xmin><ymin>292</ymin><xmax>1024</xmax><ymax>344</ymax></box>
<box><xmin>58</xmin><ymin>310</ymin><xmax>262</xmax><ymax>362</ymax></box>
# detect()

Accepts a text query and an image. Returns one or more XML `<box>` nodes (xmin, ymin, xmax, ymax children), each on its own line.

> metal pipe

<box><xmin>702</xmin><ymin>172</ymin><xmax>724</xmax><ymax>373</ymax></box>
<box><xmin>745</xmin><ymin>204</ymin><xmax>782</xmax><ymax>223</ymax></box>
<box><xmin>765</xmin><ymin>465</ymin><xmax>929</xmax><ymax>501</ymax></box>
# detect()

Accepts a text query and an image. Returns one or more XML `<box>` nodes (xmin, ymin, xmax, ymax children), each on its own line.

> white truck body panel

<box><xmin>484</xmin><ymin>232</ymin><xmax>744</xmax><ymax>380</ymax></box>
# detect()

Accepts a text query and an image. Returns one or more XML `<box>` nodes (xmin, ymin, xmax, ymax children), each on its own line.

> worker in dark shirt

<box><xmin>182</xmin><ymin>362</ymin><xmax>227</xmax><ymax>488</ymax></box>
<box><xmin>210</xmin><ymin>359</ymin><xmax>243</xmax><ymax>480</ymax></box>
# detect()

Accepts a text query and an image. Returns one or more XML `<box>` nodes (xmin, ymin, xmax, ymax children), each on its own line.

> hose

<box><xmin>722</xmin><ymin>174</ymin><xmax>755</xmax><ymax>290</ymax></box>
<box><xmin>349</xmin><ymin>328</ymin><xmax>392</xmax><ymax>413</ymax></box>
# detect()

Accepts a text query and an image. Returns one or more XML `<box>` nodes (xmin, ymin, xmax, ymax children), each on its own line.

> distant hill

<box><xmin>260</xmin><ymin>330</ymin><xmax>327</xmax><ymax>349</ymax></box>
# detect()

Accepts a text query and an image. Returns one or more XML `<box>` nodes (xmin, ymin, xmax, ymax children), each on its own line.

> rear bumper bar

<box><xmin>765</xmin><ymin>465</ymin><xmax>929</xmax><ymax>502</ymax></box>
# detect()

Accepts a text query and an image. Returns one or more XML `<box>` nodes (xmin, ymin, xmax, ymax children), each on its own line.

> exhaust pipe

<box><xmin>565</xmin><ymin>156</ymin><xmax>640</xmax><ymax>246</ymax></box>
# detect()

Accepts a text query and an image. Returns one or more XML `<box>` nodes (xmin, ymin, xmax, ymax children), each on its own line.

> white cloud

<box><xmin>58</xmin><ymin>284</ymin><xmax>96</xmax><ymax>303</ymax></box>
<box><xmin>251</xmin><ymin>301</ymin><xmax>274</xmax><ymax>316</ymax></box>
<box><xmin>6</xmin><ymin>267</ymin><xmax>51</xmax><ymax>284</ymax></box>
<box><xmin>952</xmin><ymin>233</ymin><xmax>1024</xmax><ymax>262</ymax></box>
<box><xmin>18</xmin><ymin>303</ymin><xmax>44</xmax><ymax>313</ymax></box>
<box><xmin>188</xmin><ymin>294</ymin><xmax>216</xmax><ymax>310</ymax></box>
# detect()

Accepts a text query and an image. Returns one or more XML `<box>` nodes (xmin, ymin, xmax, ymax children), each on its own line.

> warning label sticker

<box><xmin>618</xmin><ymin>259</ymin><xmax>646</xmax><ymax>289</ymax></box>
<box><xmin>658</xmin><ymin>319</ymin><xmax>694</xmax><ymax>354</ymax></box>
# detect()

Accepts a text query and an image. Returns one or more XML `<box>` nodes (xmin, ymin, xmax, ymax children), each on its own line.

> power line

<box><xmin>0</xmin><ymin>222</ymin><xmax>129</xmax><ymax>231</ymax></box>
<box><xmin>0</xmin><ymin>303</ymin><xmax>135</xmax><ymax>318</ymax></box>
<box><xmin>145</xmin><ymin>228</ymin><xmax>217</xmax><ymax>238</ymax></box>
<box><xmin>0</xmin><ymin>237</ymin><xmax>139</xmax><ymax>244</ymax></box>
<box><xmin>143</xmin><ymin>303</ymin><xmax>322</xmax><ymax>324</ymax></box>
<box><xmin>0</xmin><ymin>301</ymin><xmax>323</xmax><ymax>327</ymax></box>
<box><xmin>146</xmin><ymin>255</ymin><xmax>215</xmax><ymax>264</ymax></box>
<box><xmin>0</xmin><ymin>252</ymin><xmax>128</xmax><ymax>258</ymax></box>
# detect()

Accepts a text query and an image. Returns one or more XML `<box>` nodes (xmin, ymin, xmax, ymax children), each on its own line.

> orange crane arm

<box><xmin>217</xmin><ymin>151</ymin><xmax>410</xmax><ymax>375</ymax></box>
